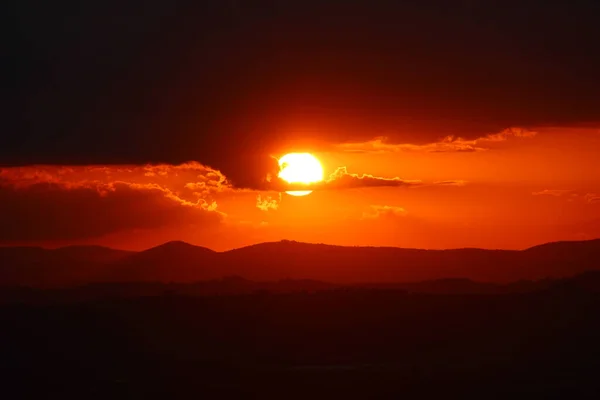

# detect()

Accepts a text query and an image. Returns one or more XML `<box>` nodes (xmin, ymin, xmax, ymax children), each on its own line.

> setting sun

<box><xmin>278</xmin><ymin>153</ymin><xmax>324</xmax><ymax>196</ymax></box>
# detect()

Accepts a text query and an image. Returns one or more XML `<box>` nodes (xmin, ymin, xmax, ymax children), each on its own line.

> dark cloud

<box><xmin>0</xmin><ymin>182</ymin><xmax>223</xmax><ymax>241</ymax></box>
<box><xmin>5</xmin><ymin>0</ymin><xmax>600</xmax><ymax>189</ymax></box>
<box><xmin>336</xmin><ymin>128</ymin><xmax>538</xmax><ymax>153</ymax></box>
<box><xmin>0</xmin><ymin>164</ymin><xmax>226</xmax><ymax>241</ymax></box>
<box><xmin>323</xmin><ymin>167</ymin><xmax>421</xmax><ymax>190</ymax></box>
<box><xmin>220</xmin><ymin>155</ymin><xmax>281</xmax><ymax>191</ymax></box>
<box><xmin>267</xmin><ymin>166</ymin><xmax>422</xmax><ymax>192</ymax></box>
<box><xmin>0</xmin><ymin>162</ymin><xmax>231</xmax><ymax>197</ymax></box>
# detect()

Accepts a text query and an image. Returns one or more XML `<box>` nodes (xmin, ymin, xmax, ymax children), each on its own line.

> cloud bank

<box><xmin>362</xmin><ymin>205</ymin><xmax>408</xmax><ymax>219</ymax></box>
<box><xmin>269</xmin><ymin>166</ymin><xmax>423</xmax><ymax>192</ymax></box>
<box><xmin>335</xmin><ymin>127</ymin><xmax>538</xmax><ymax>153</ymax></box>
<box><xmin>0</xmin><ymin>163</ymin><xmax>227</xmax><ymax>241</ymax></box>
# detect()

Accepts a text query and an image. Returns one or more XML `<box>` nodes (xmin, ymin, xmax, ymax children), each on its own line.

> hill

<box><xmin>0</xmin><ymin>245</ymin><xmax>133</xmax><ymax>287</ymax></box>
<box><xmin>1</xmin><ymin>239</ymin><xmax>600</xmax><ymax>287</ymax></box>
<box><xmin>221</xmin><ymin>239</ymin><xmax>600</xmax><ymax>283</ymax></box>
<box><xmin>107</xmin><ymin>241</ymin><xmax>217</xmax><ymax>282</ymax></box>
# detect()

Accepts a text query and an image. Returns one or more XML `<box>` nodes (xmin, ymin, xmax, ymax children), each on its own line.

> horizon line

<box><xmin>1</xmin><ymin>237</ymin><xmax>599</xmax><ymax>254</ymax></box>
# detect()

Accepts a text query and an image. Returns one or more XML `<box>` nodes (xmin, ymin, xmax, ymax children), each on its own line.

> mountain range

<box><xmin>1</xmin><ymin>239</ymin><xmax>599</xmax><ymax>287</ymax></box>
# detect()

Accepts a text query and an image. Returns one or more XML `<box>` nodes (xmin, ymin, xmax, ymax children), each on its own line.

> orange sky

<box><xmin>0</xmin><ymin>126</ymin><xmax>598</xmax><ymax>251</ymax></box>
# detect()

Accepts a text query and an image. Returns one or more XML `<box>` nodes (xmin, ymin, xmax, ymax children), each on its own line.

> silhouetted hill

<box><xmin>357</xmin><ymin>278</ymin><xmax>505</xmax><ymax>295</ymax></box>
<box><xmin>53</xmin><ymin>245</ymin><xmax>133</xmax><ymax>259</ymax></box>
<box><xmin>221</xmin><ymin>239</ymin><xmax>600</xmax><ymax>283</ymax></box>
<box><xmin>525</xmin><ymin>238</ymin><xmax>600</xmax><ymax>252</ymax></box>
<box><xmin>521</xmin><ymin>238</ymin><xmax>600</xmax><ymax>276</ymax></box>
<box><xmin>554</xmin><ymin>270</ymin><xmax>600</xmax><ymax>293</ymax></box>
<box><xmin>107</xmin><ymin>241</ymin><xmax>217</xmax><ymax>282</ymax></box>
<box><xmin>141</xmin><ymin>240</ymin><xmax>215</xmax><ymax>255</ymax></box>
<box><xmin>0</xmin><ymin>245</ymin><xmax>133</xmax><ymax>287</ymax></box>
<box><xmin>7</xmin><ymin>271</ymin><xmax>600</xmax><ymax>305</ymax></box>
<box><xmin>1</xmin><ymin>238</ymin><xmax>600</xmax><ymax>287</ymax></box>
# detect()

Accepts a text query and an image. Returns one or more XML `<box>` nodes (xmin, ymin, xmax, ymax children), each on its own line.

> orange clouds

<box><xmin>15</xmin><ymin>162</ymin><xmax>228</xmax><ymax>193</ymax></box>
<box><xmin>0</xmin><ymin>162</ymin><xmax>230</xmax><ymax>198</ymax></box>
<box><xmin>324</xmin><ymin>167</ymin><xmax>421</xmax><ymax>189</ymax></box>
<box><xmin>532</xmin><ymin>189</ymin><xmax>573</xmax><ymax>197</ymax></box>
<box><xmin>335</xmin><ymin>127</ymin><xmax>537</xmax><ymax>153</ymax></box>
<box><xmin>1</xmin><ymin>124</ymin><xmax>597</xmax><ymax>252</ymax></box>
<box><xmin>271</xmin><ymin>166</ymin><xmax>423</xmax><ymax>192</ymax></box>
<box><xmin>256</xmin><ymin>194</ymin><xmax>281</xmax><ymax>211</ymax></box>
<box><xmin>0</xmin><ymin>163</ymin><xmax>227</xmax><ymax>241</ymax></box>
<box><xmin>585</xmin><ymin>193</ymin><xmax>600</xmax><ymax>204</ymax></box>
<box><xmin>362</xmin><ymin>205</ymin><xmax>407</xmax><ymax>219</ymax></box>
<box><xmin>0</xmin><ymin>182</ymin><xmax>224</xmax><ymax>241</ymax></box>
<box><xmin>0</xmin><ymin>160</ymin><xmax>466</xmax><ymax>244</ymax></box>
<box><xmin>532</xmin><ymin>190</ymin><xmax>600</xmax><ymax>205</ymax></box>
<box><xmin>432</xmin><ymin>180</ymin><xmax>468</xmax><ymax>187</ymax></box>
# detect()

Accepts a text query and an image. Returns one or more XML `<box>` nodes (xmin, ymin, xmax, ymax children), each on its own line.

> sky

<box><xmin>3</xmin><ymin>0</ymin><xmax>600</xmax><ymax>250</ymax></box>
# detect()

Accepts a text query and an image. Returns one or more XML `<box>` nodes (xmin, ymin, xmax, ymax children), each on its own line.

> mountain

<box><xmin>221</xmin><ymin>242</ymin><xmax>516</xmax><ymax>282</ymax></box>
<box><xmin>0</xmin><ymin>245</ymin><xmax>133</xmax><ymax>287</ymax></box>
<box><xmin>107</xmin><ymin>241</ymin><xmax>218</xmax><ymax>282</ymax></box>
<box><xmin>220</xmin><ymin>239</ymin><xmax>600</xmax><ymax>283</ymax></box>
<box><xmin>1</xmin><ymin>238</ymin><xmax>600</xmax><ymax>287</ymax></box>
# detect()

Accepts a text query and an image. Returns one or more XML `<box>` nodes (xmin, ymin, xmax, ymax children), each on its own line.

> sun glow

<box><xmin>278</xmin><ymin>153</ymin><xmax>324</xmax><ymax>196</ymax></box>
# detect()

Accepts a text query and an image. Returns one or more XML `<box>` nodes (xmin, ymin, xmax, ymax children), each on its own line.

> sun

<box><xmin>278</xmin><ymin>153</ymin><xmax>324</xmax><ymax>196</ymax></box>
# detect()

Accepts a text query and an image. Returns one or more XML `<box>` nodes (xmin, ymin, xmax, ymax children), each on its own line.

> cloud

<box><xmin>323</xmin><ymin>167</ymin><xmax>422</xmax><ymax>189</ymax></box>
<box><xmin>362</xmin><ymin>205</ymin><xmax>408</xmax><ymax>219</ymax></box>
<box><xmin>532</xmin><ymin>189</ymin><xmax>573</xmax><ymax>197</ymax></box>
<box><xmin>585</xmin><ymin>193</ymin><xmax>600</xmax><ymax>204</ymax></box>
<box><xmin>256</xmin><ymin>193</ymin><xmax>281</xmax><ymax>211</ymax></box>
<box><xmin>0</xmin><ymin>163</ymin><xmax>227</xmax><ymax>241</ymax></box>
<box><xmin>335</xmin><ymin>127</ymin><xmax>538</xmax><ymax>153</ymax></box>
<box><xmin>271</xmin><ymin>166</ymin><xmax>422</xmax><ymax>192</ymax></box>
<box><xmin>268</xmin><ymin>166</ymin><xmax>468</xmax><ymax>192</ymax></box>
<box><xmin>432</xmin><ymin>180</ymin><xmax>468</xmax><ymax>186</ymax></box>
<box><xmin>0</xmin><ymin>162</ymin><xmax>231</xmax><ymax>196</ymax></box>
<box><xmin>218</xmin><ymin>154</ymin><xmax>282</xmax><ymax>191</ymax></box>
<box><xmin>531</xmin><ymin>190</ymin><xmax>600</xmax><ymax>205</ymax></box>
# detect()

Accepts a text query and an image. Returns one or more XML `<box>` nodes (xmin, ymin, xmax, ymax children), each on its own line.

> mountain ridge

<box><xmin>4</xmin><ymin>237</ymin><xmax>599</xmax><ymax>254</ymax></box>
<box><xmin>1</xmin><ymin>238</ymin><xmax>599</xmax><ymax>287</ymax></box>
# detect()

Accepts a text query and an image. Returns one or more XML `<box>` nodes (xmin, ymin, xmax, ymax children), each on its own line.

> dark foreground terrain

<box><xmin>2</xmin><ymin>239</ymin><xmax>600</xmax><ymax>398</ymax></box>
<box><xmin>2</xmin><ymin>273</ymin><xmax>600</xmax><ymax>399</ymax></box>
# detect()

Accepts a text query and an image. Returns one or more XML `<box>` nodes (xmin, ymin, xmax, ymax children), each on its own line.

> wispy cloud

<box><xmin>0</xmin><ymin>163</ymin><xmax>228</xmax><ymax>241</ymax></box>
<box><xmin>532</xmin><ymin>189</ymin><xmax>573</xmax><ymax>197</ymax></box>
<box><xmin>272</xmin><ymin>166</ymin><xmax>468</xmax><ymax>192</ymax></box>
<box><xmin>433</xmin><ymin>180</ymin><xmax>468</xmax><ymax>186</ymax></box>
<box><xmin>272</xmin><ymin>166</ymin><xmax>421</xmax><ymax>192</ymax></box>
<box><xmin>323</xmin><ymin>167</ymin><xmax>421</xmax><ymax>189</ymax></box>
<box><xmin>335</xmin><ymin>127</ymin><xmax>537</xmax><ymax>153</ymax></box>
<box><xmin>362</xmin><ymin>205</ymin><xmax>408</xmax><ymax>219</ymax></box>
<box><xmin>532</xmin><ymin>190</ymin><xmax>600</xmax><ymax>205</ymax></box>
<box><xmin>256</xmin><ymin>193</ymin><xmax>282</xmax><ymax>211</ymax></box>
<box><xmin>585</xmin><ymin>193</ymin><xmax>600</xmax><ymax>204</ymax></box>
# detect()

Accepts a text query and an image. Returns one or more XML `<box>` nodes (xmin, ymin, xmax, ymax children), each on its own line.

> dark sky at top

<box><xmin>5</xmin><ymin>0</ymin><xmax>600</xmax><ymax>186</ymax></box>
